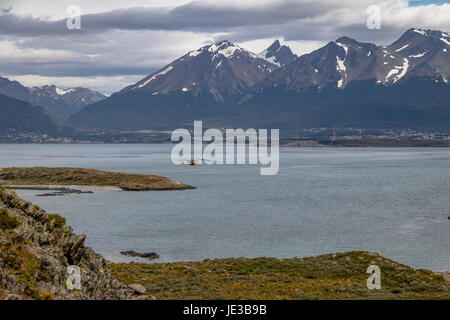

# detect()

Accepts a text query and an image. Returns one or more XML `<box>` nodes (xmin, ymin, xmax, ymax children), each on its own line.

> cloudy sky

<box><xmin>0</xmin><ymin>0</ymin><xmax>449</xmax><ymax>95</ymax></box>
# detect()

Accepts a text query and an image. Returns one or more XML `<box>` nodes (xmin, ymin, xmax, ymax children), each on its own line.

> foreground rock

<box><xmin>0</xmin><ymin>187</ymin><xmax>147</xmax><ymax>300</ymax></box>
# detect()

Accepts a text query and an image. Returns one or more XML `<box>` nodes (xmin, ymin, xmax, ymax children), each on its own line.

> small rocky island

<box><xmin>0</xmin><ymin>167</ymin><xmax>195</xmax><ymax>193</ymax></box>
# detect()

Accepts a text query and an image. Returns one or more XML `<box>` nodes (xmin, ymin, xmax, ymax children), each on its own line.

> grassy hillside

<box><xmin>0</xmin><ymin>186</ymin><xmax>144</xmax><ymax>300</ymax></box>
<box><xmin>0</xmin><ymin>94</ymin><xmax>61</xmax><ymax>133</ymax></box>
<box><xmin>109</xmin><ymin>252</ymin><xmax>449</xmax><ymax>300</ymax></box>
<box><xmin>0</xmin><ymin>167</ymin><xmax>194</xmax><ymax>191</ymax></box>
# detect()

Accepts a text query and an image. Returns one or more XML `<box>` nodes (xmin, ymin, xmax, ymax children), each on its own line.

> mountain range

<box><xmin>66</xmin><ymin>28</ymin><xmax>450</xmax><ymax>135</ymax></box>
<box><xmin>0</xmin><ymin>76</ymin><xmax>106</xmax><ymax>121</ymax></box>
<box><xmin>1</xmin><ymin>28</ymin><xmax>449</xmax><ymax>138</ymax></box>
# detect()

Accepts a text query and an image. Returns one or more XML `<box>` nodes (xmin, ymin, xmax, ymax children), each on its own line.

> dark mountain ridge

<box><xmin>0</xmin><ymin>93</ymin><xmax>61</xmax><ymax>134</ymax></box>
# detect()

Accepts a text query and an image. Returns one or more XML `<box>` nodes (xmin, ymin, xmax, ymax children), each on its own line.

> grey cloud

<box><xmin>1</xmin><ymin>60</ymin><xmax>157</xmax><ymax>78</ymax></box>
<box><xmin>0</xmin><ymin>1</ymin><xmax>345</xmax><ymax>36</ymax></box>
<box><xmin>2</xmin><ymin>7</ymin><xmax>12</xmax><ymax>13</ymax></box>
<box><xmin>0</xmin><ymin>0</ymin><xmax>420</xmax><ymax>46</ymax></box>
<box><xmin>224</xmin><ymin>22</ymin><xmax>408</xmax><ymax>46</ymax></box>
<box><xmin>0</xmin><ymin>13</ymin><xmax>68</xmax><ymax>35</ymax></box>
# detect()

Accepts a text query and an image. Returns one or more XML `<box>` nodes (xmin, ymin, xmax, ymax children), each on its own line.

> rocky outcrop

<box><xmin>0</xmin><ymin>187</ymin><xmax>147</xmax><ymax>300</ymax></box>
<box><xmin>120</xmin><ymin>251</ymin><xmax>160</xmax><ymax>260</ymax></box>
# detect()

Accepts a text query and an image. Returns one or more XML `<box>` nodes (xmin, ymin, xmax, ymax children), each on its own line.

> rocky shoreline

<box><xmin>2</xmin><ymin>184</ymin><xmax>121</xmax><ymax>196</ymax></box>
<box><xmin>0</xmin><ymin>186</ymin><xmax>150</xmax><ymax>300</ymax></box>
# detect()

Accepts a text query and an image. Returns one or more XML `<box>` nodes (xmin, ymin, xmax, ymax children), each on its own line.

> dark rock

<box><xmin>120</xmin><ymin>250</ymin><xmax>160</xmax><ymax>260</ymax></box>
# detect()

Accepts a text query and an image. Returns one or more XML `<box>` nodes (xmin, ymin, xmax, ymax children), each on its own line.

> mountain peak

<box><xmin>267</xmin><ymin>40</ymin><xmax>281</xmax><ymax>52</ymax></box>
<box><xmin>335</xmin><ymin>36</ymin><xmax>358</xmax><ymax>45</ymax></box>
<box><xmin>407</xmin><ymin>28</ymin><xmax>429</xmax><ymax>36</ymax></box>
<box><xmin>391</xmin><ymin>28</ymin><xmax>450</xmax><ymax>53</ymax></box>
<box><xmin>186</xmin><ymin>40</ymin><xmax>245</xmax><ymax>59</ymax></box>
<box><xmin>122</xmin><ymin>38</ymin><xmax>276</xmax><ymax>103</ymax></box>
<box><xmin>403</xmin><ymin>28</ymin><xmax>450</xmax><ymax>39</ymax></box>
<box><xmin>258</xmin><ymin>40</ymin><xmax>297</xmax><ymax>67</ymax></box>
<box><xmin>206</xmin><ymin>40</ymin><xmax>243</xmax><ymax>57</ymax></box>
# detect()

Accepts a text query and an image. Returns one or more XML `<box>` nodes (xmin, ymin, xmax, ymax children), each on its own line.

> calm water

<box><xmin>0</xmin><ymin>144</ymin><xmax>448</xmax><ymax>270</ymax></box>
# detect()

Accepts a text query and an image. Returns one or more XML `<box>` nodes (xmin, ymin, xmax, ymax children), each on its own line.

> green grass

<box><xmin>109</xmin><ymin>251</ymin><xmax>449</xmax><ymax>300</ymax></box>
<box><xmin>0</xmin><ymin>208</ymin><xmax>19</xmax><ymax>230</ymax></box>
<box><xmin>1</xmin><ymin>243</ymin><xmax>41</xmax><ymax>297</ymax></box>
<box><xmin>46</xmin><ymin>214</ymin><xmax>66</xmax><ymax>231</ymax></box>
<box><xmin>0</xmin><ymin>167</ymin><xmax>194</xmax><ymax>191</ymax></box>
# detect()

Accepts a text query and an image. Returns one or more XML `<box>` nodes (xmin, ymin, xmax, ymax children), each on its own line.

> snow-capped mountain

<box><xmin>381</xmin><ymin>28</ymin><xmax>450</xmax><ymax>84</ymax></box>
<box><xmin>68</xmin><ymin>29</ymin><xmax>450</xmax><ymax>133</ymax></box>
<box><xmin>68</xmin><ymin>40</ymin><xmax>279</xmax><ymax>129</ymax></box>
<box><xmin>120</xmin><ymin>40</ymin><xmax>277</xmax><ymax>103</ymax></box>
<box><xmin>258</xmin><ymin>40</ymin><xmax>297</xmax><ymax>67</ymax></box>
<box><xmin>250</xmin><ymin>28</ymin><xmax>450</xmax><ymax>93</ymax></box>
<box><xmin>249</xmin><ymin>36</ymin><xmax>378</xmax><ymax>92</ymax></box>
<box><xmin>0</xmin><ymin>77</ymin><xmax>106</xmax><ymax>121</ymax></box>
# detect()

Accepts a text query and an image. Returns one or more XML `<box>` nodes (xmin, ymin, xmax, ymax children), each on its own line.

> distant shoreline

<box><xmin>2</xmin><ymin>137</ymin><xmax>450</xmax><ymax>147</ymax></box>
<box><xmin>280</xmin><ymin>138</ymin><xmax>450</xmax><ymax>148</ymax></box>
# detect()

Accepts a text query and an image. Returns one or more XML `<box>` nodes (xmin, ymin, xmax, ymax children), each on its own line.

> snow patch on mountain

<box><xmin>395</xmin><ymin>44</ymin><xmax>409</xmax><ymax>52</ymax></box>
<box><xmin>409</xmin><ymin>52</ymin><xmax>427</xmax><ymax>58</ymax></box>
<box><xmin>335</xmin><ymin>42</ymin><xmax>349</xmax><ymax>55</ymax></box>
<box><xmin>413</xmin><ymin>29</ymin><xmax>427</xmax><ymax>36</ymax></box>
<box><xmin>208</xmin><ymin>42</ymin><xmax>242</xmax><ymax>58</ymax></box>
<box><xmin>440</xmin><ymin>37</ymin><xmax>450</xmax><ymax>46</ymax></box>
<box><xmin>336</xmin><ymin>56</ymin><xmax>346</xmax><ymax>72</ymax></box>
<box><xmin>55</xmin><ymin>88</ymin><xmax>75</xmax><ymax>96</ymax></box>
<box><xmin>259</xmin><ymin>54</ymin><xmax>281</xmax><ymax>67</ymax></box>
<box><xmin>386</xmin><ymin>68</ymin><xmax>399</xmax><ymax>80</ymax></box>
<box><xmin>137</xmin><ymin>66</ymin><xmax>173</xmax><ymax>89</ymax></box>
<box><xmin>189</xmin><ymin>50</ymin><xmax>202</xmax><ymax>57</ymax></box>
<box><xmin>393</xmin><ymin>58</ymin><xmax>409</xmax><ymax>83</ymax></box>
<box><xmin>335</xmin><ymin>42</ymin><xmax>348</xmax><ymax>88</ymax></box>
